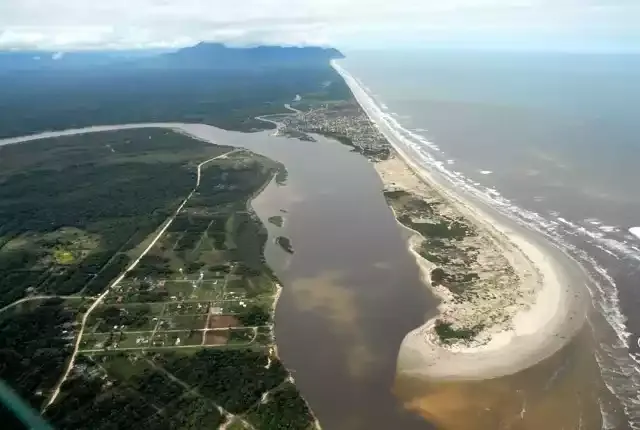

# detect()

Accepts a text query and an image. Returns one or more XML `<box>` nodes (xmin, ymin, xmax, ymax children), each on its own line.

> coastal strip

<box><xmin>331</xmin><ymin>59</ymin><xmax>589</xmax><ymax>380</ymax></box>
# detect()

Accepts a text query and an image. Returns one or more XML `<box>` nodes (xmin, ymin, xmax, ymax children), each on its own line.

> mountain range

<box><xmin>0</xmin><ymin>43</ymin><xmax>345</xmax><ymax>71</ymax></box>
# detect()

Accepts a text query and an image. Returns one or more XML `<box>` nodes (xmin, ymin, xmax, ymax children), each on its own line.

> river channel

<box><xmin>0</xmin><ymin>123</ymin><xmax>433</xmax><ymax>429</ymax></box>
<box><xmin>201</xmin><ymin>125</ymin><xmax>619</xmax><ymax>430</ymax></box>
<box><xmin>1</xmin><ymin>123</ymin><xmax>622</xmax><ymax>429</ymax></box>
<box><xmin>179</xmin><ymin>124</ymin><xmax>434</xmax><ymax>429</ymax></box>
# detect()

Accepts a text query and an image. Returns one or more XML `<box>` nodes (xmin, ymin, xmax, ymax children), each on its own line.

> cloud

<box><xmin>0</xmin><ymin>0</ymin><xmax>638</xmax><ymax>50</ymax></box>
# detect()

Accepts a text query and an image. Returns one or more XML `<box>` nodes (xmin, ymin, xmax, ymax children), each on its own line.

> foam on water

<box><xmin>332</xmin><ymin>59</ymin><xmax>640</xmax><ymax>428</ymax></box>
<box><xmin>599</xmin><ymin>397</ymin><xmax>619</xmax><ymax>430</ymax></box>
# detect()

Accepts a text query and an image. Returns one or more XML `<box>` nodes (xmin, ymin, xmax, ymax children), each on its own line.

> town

<box><xmin>277</xmin><ymin>100</ymin><xmax>391</xmax><ymax>160</ymax></box>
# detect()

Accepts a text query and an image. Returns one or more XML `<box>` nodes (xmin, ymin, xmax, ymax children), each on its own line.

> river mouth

<box><xmin>210</xmin><ymin>125</ymin><xmax>620</xmax><ymax>430</ymax></box>
<box><xmin>1</xmin><ymin>123</ymin><xmax>625</xmax><ymax>429</ymax></box>
<box><xmin>395</xmin><ymin>322</ymin><xmax>622</xmax><ymax>430</ymax></box>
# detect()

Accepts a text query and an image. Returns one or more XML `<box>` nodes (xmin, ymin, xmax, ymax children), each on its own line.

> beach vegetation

<box><xmin>461</xmin><ymin>273</ymin><xmax>480</xmax><ymax>283</ymax></box>
<box><xmin>419</xmin><ymin>246</ymin><xmax>451</xmax><ymax>265</ymax></box>
<box><xmin>384</xmin><ymin>190</ymin><xmax>434</xmax><ymax>214</ymax></box>
<box><xmin>431</xmin><ymin>268</ymin><xmax>447</xmax><ymax>285</ymax></box>
<box><xmin>434</xmin><ymin>320</ymin><xmax>483</xmax><ymax>344</ymax></box>
<box><xmin>398</xmin><ymin>215</ymin><xmax>469</xmax><ymax>241</ymax></box>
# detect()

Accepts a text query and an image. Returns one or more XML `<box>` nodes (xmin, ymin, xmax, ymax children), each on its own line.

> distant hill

<box><xmin>0</xmin><ymin>43</ymin><xmax>344</xmax><ymax>71</ymax></box>
<box><xmin>154</xmin><ymin>43</ymin><xmax>345</xmax><ymax>69</ymax></box>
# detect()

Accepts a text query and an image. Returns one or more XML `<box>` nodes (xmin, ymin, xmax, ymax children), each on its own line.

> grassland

<box><xmin>0</xmin><ymin>129</ymin><xmax>315</xmax><ymax>429</ymax></box>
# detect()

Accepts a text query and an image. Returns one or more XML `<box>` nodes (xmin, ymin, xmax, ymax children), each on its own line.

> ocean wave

<box><xmin>332</xmin><ymin>59</ymin><xmax>640</xmax><ymax>427</ymax></box>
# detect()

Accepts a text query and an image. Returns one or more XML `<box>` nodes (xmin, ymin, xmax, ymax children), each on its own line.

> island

<box><xmin>268</xmin><ymin>216</ymin><xmax>284</xmax><ymax>228</ymax></box>
<box><xmin>275</xmin><ymin>236</ymin><xmax>294</xmax><ymax>254</ymax></box>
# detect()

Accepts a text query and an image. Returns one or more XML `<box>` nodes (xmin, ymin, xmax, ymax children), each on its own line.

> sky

<box><xmin>0</xmin><ymin>0</ymin><xmax>639</xmax><ymax>51</ymax></box>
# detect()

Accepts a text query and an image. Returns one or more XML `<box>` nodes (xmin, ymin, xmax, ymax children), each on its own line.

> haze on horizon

<box><xmin>0</xmin><ymin>0</ymin><xmax>639</xmax><ymax>53</ymax></box>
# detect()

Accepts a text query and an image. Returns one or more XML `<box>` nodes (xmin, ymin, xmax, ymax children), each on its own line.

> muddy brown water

<box><xmin>0</xmin><ymin>124</ymin><xmax>620</xmax><ymax>429</ymax></box>
<box><xmin>395</xmin><ymin>326</ymin><xmax>616</xmax><ymax>430</ymax></box>
<box><xmin>185</xmin><ymin>125</ymin><xmax>433</xmax><ymax>429</ymax></box>
<box><xmin>180</xmin><ymin>125</ymin><xmax>613</xmax><ymax>430</ymax></box>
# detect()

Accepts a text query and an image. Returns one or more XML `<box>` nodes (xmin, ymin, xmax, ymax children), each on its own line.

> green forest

<box><xmin>0</xmin><ymin>129</ymin><xmax>230</xmax><ymax>307</ymax></box>
<box><xmin>0</xmin><ymin>129</ymin><xmax>315</xmax><ymax>429</ymax></box>
<box><xmin>0</xmin><ymin>65</ymin><xmax>351</xmax><ymax>139</ymax></box>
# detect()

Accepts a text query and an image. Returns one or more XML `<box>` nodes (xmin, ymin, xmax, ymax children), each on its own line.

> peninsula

<box><xmin>332</xmin><ymin>60</ymin><xmax>589</xmax><ymax>380</ymax></box>
<box><xmin>260</xmin><ymin>59</ymin><xmax>589</xmax><ymax>380</ymax></box>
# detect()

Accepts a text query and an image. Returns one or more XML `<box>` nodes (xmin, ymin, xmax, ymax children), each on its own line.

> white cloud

<box><xmin>0</xmin><ymin>0</ymin><xmax>638</xmax><ymax>50</ymax></box>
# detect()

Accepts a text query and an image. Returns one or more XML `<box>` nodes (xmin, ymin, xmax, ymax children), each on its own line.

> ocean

<box><xmin>340</xmin><ymin>49</ymin><xmax>640</xmax><ymax>428</ymax></box>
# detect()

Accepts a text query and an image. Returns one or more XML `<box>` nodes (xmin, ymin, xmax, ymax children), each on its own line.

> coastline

<box><xmin>331</xmin><ymin>59</ymin><xmax>590</xmax><ymax>380</ymax></box>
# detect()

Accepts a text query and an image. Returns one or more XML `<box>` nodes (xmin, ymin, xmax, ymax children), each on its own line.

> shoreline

<box><xmin>332</xmin><ymin>59</ymin><xmax>589</xmax><ymax>380</ymax></box>
<box><xmin>246</xmin><ymin>172</ymin><xmax>284</xmax><ymax>356</ymax></box>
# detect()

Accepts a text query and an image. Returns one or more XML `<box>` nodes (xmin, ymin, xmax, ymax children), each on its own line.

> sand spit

<box><xmin>332</xmin><ymin>60</ymin><xmax>589</xmax><ymax>380</ymax></box>
<box><xmin>377</xmin><ymin>154</ymin><xmax>587</xmax><ymax>379</ymax></box>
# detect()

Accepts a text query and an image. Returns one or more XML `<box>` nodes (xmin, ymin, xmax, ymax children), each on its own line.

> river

<box><xmin>0</xmin><ymin>123</ymin><xmax>433</xmax><ymax>429</ymax></box>
<box><xmin>1</xmin><ymin>122</ymin><xmax>621</xmax><ymax>429</ymax></box>
<box><xmin>181</xmin><ymin>125</ymin><xmax>434</xmax><ymax>429</ymax></box>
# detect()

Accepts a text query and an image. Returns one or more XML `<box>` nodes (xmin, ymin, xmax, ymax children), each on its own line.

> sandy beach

<box><xmin>332</xmin><ymin>60</ymin><xmax>590</xmax><ymax>380</ymax></box>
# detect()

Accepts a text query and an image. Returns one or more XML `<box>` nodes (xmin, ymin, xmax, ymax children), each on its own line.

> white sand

<box><xmin>332</xmin><ymin>60</ymin><xmax>589</xmax><ymax>380</ymax></box>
